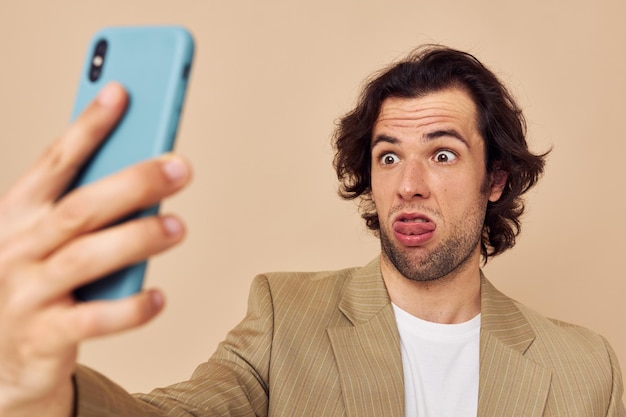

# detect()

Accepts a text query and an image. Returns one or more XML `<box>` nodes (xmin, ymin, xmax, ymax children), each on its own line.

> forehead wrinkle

<box><xmin>376</xmin><ymin>106</ymin><xmax>459</xmax><ymax>124</ymax></box>
<box><xmin>371</xmin><ymin>129</ymin><xmax>471</xmax><ymax>152</ymax></box>
<box><xmin>374</xmin><ymin>107</ymin><xmax>478</xmax><ymax>149</ymax></box>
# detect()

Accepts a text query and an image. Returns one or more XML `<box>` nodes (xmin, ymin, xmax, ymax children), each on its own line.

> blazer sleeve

<box><xmin>604</xmin><ymin>337</ymin><xmax>626</xmax><ymax>417</ymax></box>
<box><xmin>74</xmin><ymin>274</ymin><xmax>274</xmax><ymax>417</ymax></box>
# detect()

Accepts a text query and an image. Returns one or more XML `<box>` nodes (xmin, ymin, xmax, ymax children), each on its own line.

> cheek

<box><xmin>369</xmin><ymin>179</ymin><xmax>392</xmax><ymax>212</ymax></box>
<box><xmin>438</xmin><ymin>179</ymin><xmax>483</xmax><ymax>209</ymax></box>
<box><xmin>369</xmin><ymin>173</ymin><xmax>383</xmax><ymax>203</ymax></box>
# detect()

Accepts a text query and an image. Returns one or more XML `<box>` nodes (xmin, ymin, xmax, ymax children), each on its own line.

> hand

<box><xmin>0</xmin><ymin>83</ymin><xmax>192</xmax><ymax>416</ymax></box>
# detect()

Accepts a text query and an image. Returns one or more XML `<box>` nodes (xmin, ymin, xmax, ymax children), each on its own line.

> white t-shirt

<box><xmin>392</xmin><ymin>304</ymin><xmax>480</xmax><ymax>417</ymax></box>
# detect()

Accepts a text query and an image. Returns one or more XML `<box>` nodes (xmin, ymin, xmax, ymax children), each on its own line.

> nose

<box><xmin>398</xmin><ymin>160</ymin><xmax>430</xmax><ymax>201</ymax></box>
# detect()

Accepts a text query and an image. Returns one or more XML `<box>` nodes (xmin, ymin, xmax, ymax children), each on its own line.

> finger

<box><xmin>39</xmin><ymin>215</ymin><xmax>185</xmax><ymax>301</ymax></box>
<box><xmin>18</xmin><ymin>154</ymin><xmax>191</xmax><ymax>260</ymax></box>
<box><xmin>2</xmin><ymin>83</ymin><xmax>128</xmax><ymax>208</ymax></box>
<box><xmin>64</xmin><ymin>288</ymin><xmax>165</xmax><ymax>341</ymax></box>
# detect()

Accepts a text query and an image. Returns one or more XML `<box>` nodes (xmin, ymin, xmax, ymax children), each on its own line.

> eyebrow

<box><xmin>371</xmin><ymin>129</ymin><xmax>470</xmax><ymax>149</ymax></box>
<box><xmin>425</xmin><ymin>129</ymin><xmax>470</xmax><ymax>148</ymax></box>
<box><xmin>371</xmin><ymin>134</ymin><xmax>398</xmax><ymax>149</ymax></box>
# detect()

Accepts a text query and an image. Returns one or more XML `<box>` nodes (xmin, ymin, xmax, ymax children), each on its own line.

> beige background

<box><xmin>1</xmin><ymin>0</ymin><xmax>625</xmax><ymax>397</ymax></box>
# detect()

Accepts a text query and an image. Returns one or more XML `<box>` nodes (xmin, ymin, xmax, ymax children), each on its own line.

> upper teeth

<box><xmin>403</xmin><ymin>218</ymin><xmax>426</xmax><ymax>222</ymax></box>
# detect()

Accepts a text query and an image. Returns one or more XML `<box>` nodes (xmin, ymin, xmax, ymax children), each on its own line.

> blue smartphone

<box><xmin>69</xmin><ymin>26</ymin><xmax>194</xmax><ymax>301</ymax></box>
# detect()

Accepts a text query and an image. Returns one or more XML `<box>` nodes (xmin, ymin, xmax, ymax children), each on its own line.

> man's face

<box><xmin>370</xmin><ymin>88</ymin><xmax>505</xmax><ymax>282</ymax></box>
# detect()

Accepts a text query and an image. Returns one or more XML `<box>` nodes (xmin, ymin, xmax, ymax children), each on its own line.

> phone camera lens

<box><xmin>95</xmin><ymin>39</ymin><xmax>107</xmax><ymax>54</ymax></box>
<box><xmin>89</xmin><ymin>67</ymin><xmax>102</xmax><ymax>81</ymax></box>
<box><xmin>89</xmin><ymin>39</ymin><xmax>108</xmax><ymax>82</ymax></box>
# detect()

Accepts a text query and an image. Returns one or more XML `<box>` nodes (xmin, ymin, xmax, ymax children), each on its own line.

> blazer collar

<box><xmin>480</xmin><ymin>275</ymin><xmax>536</xmax><ymax>353</ymax></box>
<box><xmin>478</xmin><ymin>275</ymin><xmax>551</xmax><ymax>417</ymax></box>
<box><xmin>337</xmin><ymin>257</ymin><xmax>391</xmax><ymax>325</ymax></box>
<box><xmin>329</xmin><ymin>257</ymin><xmax>404</xmax><ymax>417</ymax></box>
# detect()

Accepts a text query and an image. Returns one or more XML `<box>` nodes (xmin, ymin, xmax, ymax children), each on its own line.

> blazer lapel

<box><xmin>327</xmin><ymin>258</ymin><xmax>404</xmax><ymax>417</ymax></box>
<box><xmin>326</xmin><ymin>262</ymin><xmax>552</xmax><ymax>417</ymax></box>
<box><xmin>478</xmin><ymin>277</ymin><xmax>552</xmax><ymax>417</ymax></box>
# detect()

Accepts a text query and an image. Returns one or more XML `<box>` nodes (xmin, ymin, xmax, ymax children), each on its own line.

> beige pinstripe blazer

<box><xmin>76</xmin><ymin>258</ymin><xmax>625</xmax><ymax>416</ymax></box>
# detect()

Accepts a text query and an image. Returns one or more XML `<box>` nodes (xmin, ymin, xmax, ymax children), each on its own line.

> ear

<box><xmin>487</xmin><ymin>169</ymin><xmax>507</xmax><ymax>202</ymax></box>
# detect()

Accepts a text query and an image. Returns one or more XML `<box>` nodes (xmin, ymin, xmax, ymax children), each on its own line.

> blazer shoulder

<box><xmin>512</xmin><ymin>300</ymin><xmax>619</xmax><ymax>379</ymax></box>
<box><xmin>259</xmin><ymin>264</ymin><xmax>360</xmax><ymax>283</ymax></box>
<box><xmin>248</xmin><ymin>264</ymin><xmax>363</xmax><ymax>313</ymax></box>
<box><xmin>513</xmin><ymin>300</ymin><xmax>607</xmax><ymax>348</ymax></box>
<box><xmin>248</xmin><ymin>259</ymin><xmax>385</xmax><ymax>327</ymax></box>
<box><xmin>510</xmin><ymin>300</ymin><xmax>625</xmax><ymax>414</ymax></box>
<box><xmin>481</xmin><ymin>277</ymin><xmax>611</xmax><ymax>355</ymax></box>
<box><xmin>256</xmin><ymin>265</ymin><xmax>359</xmax><ymax>295</ymax></box>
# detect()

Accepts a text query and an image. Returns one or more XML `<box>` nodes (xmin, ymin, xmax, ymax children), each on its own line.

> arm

<box><xmin>74</xmin><ymin>275</ymin><xmax>273</xmax><ymax>417</ymax></box>
<box><xmin>0</xmin><ymin>83</ymin><xmax>191</xmax><ymax>417</ymax></box>
<box><xmin>74</xmin><ymin>367</ymin><xmax>166</xmax><ymax>417</ymax></box>
<box><xmin>604</xmin><ymin>338</ymin><xmax>626</xmax><ymax>417</ymax></box>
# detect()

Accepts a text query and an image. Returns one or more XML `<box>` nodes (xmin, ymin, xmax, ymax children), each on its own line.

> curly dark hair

<box><xmin>332</xmin><ymin>45</ymin><xmax>548</xmax><ymax>261</ymax></box>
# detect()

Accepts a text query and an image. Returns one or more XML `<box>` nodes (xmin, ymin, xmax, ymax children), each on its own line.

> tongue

<box><xmin>393</xmin><ymin>221</ymin><xmax>436</xmax><ymax>236</ymax></box>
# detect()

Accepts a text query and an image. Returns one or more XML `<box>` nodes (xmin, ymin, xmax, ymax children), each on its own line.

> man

<box><xmin>0</xmin><ymin>46</ymin><xmax>623</xmax><ymax>417</ymax></box>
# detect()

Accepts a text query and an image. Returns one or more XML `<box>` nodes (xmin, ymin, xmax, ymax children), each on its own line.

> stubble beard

<box><xmin>379</xmin><ymin>199</ymin><xmax>488</xmax><ymax>283</ymax></box>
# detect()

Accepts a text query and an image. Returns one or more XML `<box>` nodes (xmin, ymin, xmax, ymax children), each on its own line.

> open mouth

<box><xmin>392</xmin><ymin>214</ymin><xmax>436</xmax><ymax>245</ymax></box>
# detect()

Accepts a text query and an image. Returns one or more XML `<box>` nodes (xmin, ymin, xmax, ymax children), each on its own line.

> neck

<box><xmin>381</xmin><ymin>249</ymin><xmax>482</xmax><ymax>324</ymax></box>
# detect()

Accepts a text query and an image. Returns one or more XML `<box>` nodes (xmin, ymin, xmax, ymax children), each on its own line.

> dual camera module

<box><xmin>87</xmin><ymin>38</ymin><xmax>191</xmax><ymax>82</ymax></box>
<box><xmin>88</xmin><ymin>39</ymin><xmax>108</xmax><ymax>82</ymax></box>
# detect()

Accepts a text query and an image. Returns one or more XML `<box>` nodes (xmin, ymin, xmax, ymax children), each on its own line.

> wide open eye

<box><xmin>433</xmin><ymin>150</ymin><xmax>457</xmax><ymax>164</ymax></box>
<box><xmin>380</xmin><ymin>153</ymin><xmax>400</xmax><ymax>165</ymax></box>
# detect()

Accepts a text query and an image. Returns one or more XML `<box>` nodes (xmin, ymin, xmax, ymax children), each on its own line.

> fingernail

<box><xmin>149</xmin><ymin>289</ymin><xmax>165</xmax><ymax>311</ymax></box>
<box><xmin>162</xmin><ymin>215</ymin><xmax>183</xmax><ymax>236</ymax></box>
<box><xmin>96</xmin><ymin>83</ymin><xmax>121</xmax><ymax>107</ymax></box>
<box><xmin>161</xmin><ymin>155</ymin><xmax>188</xmax><ymax>182</ymax></box>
